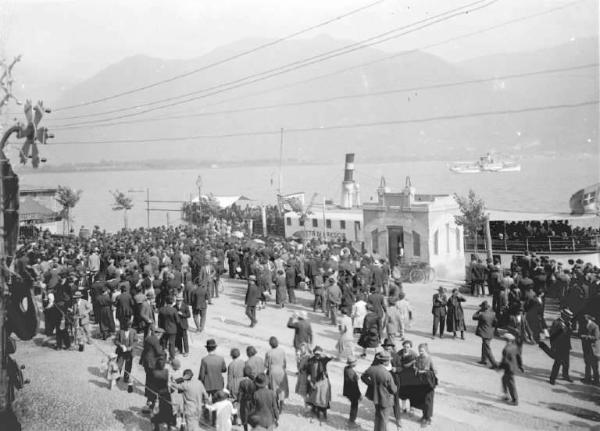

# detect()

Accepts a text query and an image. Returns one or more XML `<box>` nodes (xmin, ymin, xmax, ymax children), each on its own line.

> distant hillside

<box><xmin>43</xmin><ymin>35</ymin><xmax>598</xmax><ymax>165</ymax></box>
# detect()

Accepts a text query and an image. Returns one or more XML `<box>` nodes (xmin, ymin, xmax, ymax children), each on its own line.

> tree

<box><xmin>55</xmin><ymin>185</ymin><xmax>82</xmax><ymax>235</ymax></box>
<box><xmin>111</xmin><ymin>190</ymin><xmax>133</xmax><ymax>229</ymax></box>
<box><xmin>454</xmin><ymin>189</ymin><xmax>488</xmax><ymax>256</ymax></box>
<box><xmin>181</xmin><ymin>193</ymin><xmax>221</xmax><ymax>226</ymax></box>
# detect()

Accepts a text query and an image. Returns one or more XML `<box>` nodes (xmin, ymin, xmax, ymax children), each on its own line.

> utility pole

<box><xmin>146</xmin><ymin>188</ymin><xmax>150</xmax><ymax>228</ymax></box>
<box><xmin>196</xmin><ymin>175</ymin><xmax>202</xmax><ymax>226</ymax></box>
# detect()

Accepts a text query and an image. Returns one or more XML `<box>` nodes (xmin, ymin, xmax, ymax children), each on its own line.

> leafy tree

<box><xmin>182</xmin><ymin>193</ymin><xmax>221</xmax><ymax>226</ymax></box>
<box><xmin>55</xmin><ymin>185</ymin><xmax>82</xmax><ymax>234</ymax></box>
<box><xmin>454</xmin><ymin>189</ymin><xmax>488</xmax><ymax>255</ymax></box>
<box><xmin>111</xmin><ymin>190</ymin><xmax>133</xmax><ymax>229</ymax></box>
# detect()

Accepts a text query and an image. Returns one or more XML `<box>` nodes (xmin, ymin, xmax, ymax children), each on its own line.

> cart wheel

<box><xmin>409</xmin><ymin>268</ymin><xmax>425</xmax><ymax>283</ymax></box>
<box><xmin>425</xmin><ymin>267</ymin><xmax>436</xmax><ymax>283</ymax></box>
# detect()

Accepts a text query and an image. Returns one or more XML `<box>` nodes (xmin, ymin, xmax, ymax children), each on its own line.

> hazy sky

<box><xmin>0</xmin><ymin>0</ymin><xmax>597</xmax><ymax>89</ymax></box>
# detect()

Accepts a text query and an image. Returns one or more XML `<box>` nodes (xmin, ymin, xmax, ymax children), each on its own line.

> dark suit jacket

<box><xmin>175</xmin><ymin>302</ymin><xmax>190</xmax><ymax>330</ymax></box>
<box><xmin>343</xmin><ymin>366</ymin><xmax>361</xmax><ymax>400</ymax></box>
<box><xmin>287</xmin><ymin>318</ymin><xmax>312</xmax><ymax>350</ymax></box>
<box><xmin>251</xmin><ymin>387</ymin><xmax>279</xmax><ymax>428</ymax></box>
<box><xmin>116</xmin><ymin>292</ymin><xmax>135</xmax><ymax>318</ymax></box>
<box><xmin>550</xmin><ymin>318</ymin><xmax>572</xmax><ymax>358</ymax></box>
<box><xmin>158</xmin><ymin>305</ymin><xmax>180</xmax><ymax>335</ymax></box>
<box><xmin>371</xmin><ymin>266</ymin><xmax>384</xmax><ymax>288</ymax></box>
<box><xmin>199</xmin><ymin>353</ymin><xmax>226</xmax><ymax>392</ymax></box>
<box><xmin>140</xmin><ymin>334</ymin><xmax>165</xmax><ymax>369</ymax></box>
<box><xmin>367</xmin><ymin>293</ymin><xmax>387</xmax><ymax>318</ymax></box>
<box><xmin>473</xmin><ymin>309</ymin><xmax>497</xmax><ymax>339</ymax></box>
<box><xmin>245</xmin><ymin>283</ymin><xmax>260</xmax><ymax>307</ymax></box>
<box><xmin>115</xmin><ymin>328</ymin><xmax>137</xmax><ymax>354</ymax></box>
<box><xmin>361</xmin><ymin>364</ymin><xmax>397</xmax><ymax>407</ymax></box>
<box><xmin>191</xmin><ymin>285</ymin><xmax>209</xmax><ymax>311</ymax></box>
<box><xmin>432</xmin><ymin>293</ymin><xmax>447</xmax><ymax>316</ymax></box>
<box><xmin>501</xmin><ymin>343</ymin><xmax>523</xmax><ymax>373</ymax></box>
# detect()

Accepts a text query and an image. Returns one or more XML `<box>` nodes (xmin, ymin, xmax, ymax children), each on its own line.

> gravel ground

<box><xmin>11</xmin><ymin>278</ymin><xmax>600</xmax><ymax>431</ymax></box>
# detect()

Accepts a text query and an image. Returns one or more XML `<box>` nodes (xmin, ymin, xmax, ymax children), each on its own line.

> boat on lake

<box><xmin>449</xmin><ymin>153</ymin><xmax>521</xmax><ymax>173</ymax></box>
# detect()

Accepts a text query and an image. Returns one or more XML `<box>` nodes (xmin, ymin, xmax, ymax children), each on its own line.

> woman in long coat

<box><xmin>358</xmin><ymin>304</ymin><xmax>381</xmax><ymax>357</ymax></box>
<box><xmin>227</xmin><ymin>348</ymin><xmax>245</xmax><ymax>401</ymax></box>
<box><xmin>275</xmin><ymin>270</ymin><xmax>287</xmax><ymax>307</ymax></box>
<box><xmin>306</xmin><ymin>346</ymin><xmax>332</xmax><ymax>421</ymax></box>
<box><xmin>238</xmin><ymin>365</ymin><xmax>257</xmax><ymax>431</ymax></box>
<box><xmin>264</xmin><ymin>337</ymin><xmax>289</xmax><ymax>412</ymax></box>
<box><xmin>150</xmin><ymin>358</ymin><xmax>176</xmax><ymax>431</ymax></box>
<box><xmin>294</xmin><ymin>342</ymin><xmax>311</xmax><ymax>406</ymax></box>
<box><xmin>446</xmin><ymin>288</ymin><xmax>466</xmax><ymax>339</ymax></box>
<box><xmin>96</xmin><ymin>288</ymin><xmax>115</xmax><ymax>340</ymax></box>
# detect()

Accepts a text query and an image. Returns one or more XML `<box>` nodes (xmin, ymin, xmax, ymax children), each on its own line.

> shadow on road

<box><xmin>113</xmin><ymin>407</ymin><xmax>150</xmax><ymax>431</ymax></box>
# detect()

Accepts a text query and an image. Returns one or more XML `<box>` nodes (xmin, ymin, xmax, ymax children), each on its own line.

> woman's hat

<box><xmin>313</xmin><ymin>345</ymin><xmax>324</xmax><ymax>355</ymax></box>
<box><xmin>375</xmin><ymin>351</ymin><xmax>391</xmax><ymax>363</ymax></box>
<box><xmin>206</xmin><ymin>339</ymin><xmax>218</xmax><ymax>349</ymax></box>
<box><xmin>254</xmin><ymin>373</ymin><xmax>267</xmax><ymax>388</ymax></box>
<box><xmin>72</xmin><ymin>291</ymin><xmax>82</xmax><ymax>299</ymax></box>
<box><xmin>297</xmin><ymin>310</ymin><xmax>308</xmax><ymax>320</ymax></box>
<box><xmin>381</xmin><ymin>338</ymin><xmax>396</xmax><ymax>348</ymax></box>
<box><xmin>561</xmin><ymin>308</ymin><xmax>574</xmax><ymax>319</ymax></box>
<box><xmin>437</xmin><ymin>286</ymin><xmax>446</xmax><ymax>293</ymax></box>
<box><xmin>346</xmin><ymin>356</ymin><xmax>357</xmax><ymax>365</ymax></box>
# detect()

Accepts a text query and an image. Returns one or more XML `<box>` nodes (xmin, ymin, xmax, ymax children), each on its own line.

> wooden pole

<box><xmin>484</xmin><ymin>215</ymin><xmax>493</xmax><ymax>261</ymax></box>
<box><xmin>146</xmin><ymin>188</ymin><xmax>150</xmax><ymax>228</ymax></box>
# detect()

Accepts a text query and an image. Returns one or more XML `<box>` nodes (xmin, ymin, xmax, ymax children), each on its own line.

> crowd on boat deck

<box><xmin>6</xmin><ymin>219</ymin><xmax>600</xmax><ymax>430</ymax></box>
<box><xmin>489</xmin><ymin>220</ymin><xmax>600</xmax><ymax>242</ymax></box>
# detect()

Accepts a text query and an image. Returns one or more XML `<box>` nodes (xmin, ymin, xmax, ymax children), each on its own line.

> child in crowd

<box><xmin>103</xmin><ymin>353</ymin><xmax>120</xmax><ymax>390</ymax></box>
<box><xmin>212</xmin><ymin>390</ymin><xmax>234</xmax><ymax>431</ymax></box>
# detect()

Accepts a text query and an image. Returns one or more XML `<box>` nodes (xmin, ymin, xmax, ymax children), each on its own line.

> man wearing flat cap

<box><xmin>361</xmin><ymin>350</ymin><xmax>397</xmax><ymax>431</ymax></box>
<box><xmin>549</xmin><ymin>308</ymin><xmax>574</xmax><ymax>384</ymax></box>
<box><xmin>499</xmin><ymin>333</ymin><xmax>523</xmax><ymax>405</ymax></box>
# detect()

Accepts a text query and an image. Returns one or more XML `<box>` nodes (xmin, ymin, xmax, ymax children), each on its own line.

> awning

<box><xmin>19</xmin><ymin>197</ymin><xmax>61</xmax><ymax>223</ymax></box>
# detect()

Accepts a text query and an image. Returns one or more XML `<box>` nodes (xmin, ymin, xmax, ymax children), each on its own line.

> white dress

<box><xmin>352</xmin><ymin>300</ymin><xmax>367</xmax><ymax>331</ymax></box>
<box><xmin>213</xmin><ymin>399</ymin><xmax>233</xmax><ymax>431</ymax></box>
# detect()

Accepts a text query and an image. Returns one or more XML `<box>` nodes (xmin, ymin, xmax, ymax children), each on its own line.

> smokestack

<box><xmin>341</xmin><ymin>153</ymin><xmax>355</xmax><ymax>209</ymax></box>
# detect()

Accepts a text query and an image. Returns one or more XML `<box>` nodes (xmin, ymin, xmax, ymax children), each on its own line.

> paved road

<box><xmin>12</xmin><ymin>278</ymin><xmax>600</xmax><ymax>430</ymax></box>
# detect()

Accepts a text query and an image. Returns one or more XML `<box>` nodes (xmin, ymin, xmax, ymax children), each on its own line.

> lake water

<box><xmin>17</xmin><ymin>157</ymin><xmax>599</xmax><ymax>233</ymax></box>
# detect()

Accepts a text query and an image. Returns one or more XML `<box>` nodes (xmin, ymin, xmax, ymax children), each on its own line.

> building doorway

<box><xmin>388</xmin><ymin>226</ymin><xmax>404</xmax><ymax>265</ymax></box>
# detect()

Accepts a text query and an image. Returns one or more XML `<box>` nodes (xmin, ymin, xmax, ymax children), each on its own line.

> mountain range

<box><xmin>13</xmin><ymin>35</ymin><xmax>599</xmax><ymax>167</ymax></box>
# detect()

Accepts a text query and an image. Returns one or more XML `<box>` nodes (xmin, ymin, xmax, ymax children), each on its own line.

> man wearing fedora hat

<box><xmin>343</xmin><ymin>356</ymin><xmax>361</xmax><ymax>425</ymax></box>
<box><xmin>549</xmin><ymin>308</ymin><xmax>574</xmax><ymax>384</ymax></box>
<box><xmin>199</xmin><ymin>339</ymin><xmax>227</xmax><ymax>400</ymax></box>
<box><xmin>72</xmin><ymin>290</ymin><xmax>92</xmax><ymax>348</ymax></box>
<box><xmin>581</xmin><ymin>314</ymin><xmax>599</xmax><ymax>385</ymax></box>
<box><xmin>432</xmin><ymin>286</ymin><xmax>448</xmax><ymax>339</ymax></box>
<box><xmin>250</xmin><ymin>373</ymin><xmax>279</xmax><ymax>429</ymax></box>
<box><xmin>361</xmin><ymin>350</ymin><xmax>398</xmax><ymax>431</ymax></box>
<box><xmin>473</xmin><ymin>301</ymin><xmax>499</xmax><ymax>369</ymax></box>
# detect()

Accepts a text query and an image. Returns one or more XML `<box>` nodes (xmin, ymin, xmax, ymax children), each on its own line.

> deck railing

<box><xmin>464</xmin><ymin>235</ymin><xmax>600</xmax><ymax>253</ymax></box>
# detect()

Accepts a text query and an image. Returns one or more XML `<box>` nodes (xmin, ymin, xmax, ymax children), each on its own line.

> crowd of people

<box><xmin>9</xmin><ymin>219</ymin><xmax>600</xmax><ymax>430</ymax></box>
<box><xmin>489</xmin><ymin>220</ymin><xmax>600</xmax><ymax>242</ymax></box>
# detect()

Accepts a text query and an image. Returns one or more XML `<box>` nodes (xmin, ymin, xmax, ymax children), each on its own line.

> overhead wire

<box><xmin>50</xmin><ymin>63</ymin><xmax>599</xmax><ymax>130</ymax></box>
<box><xmin>53</xmin><ymin>0</ymin><xmax>387</xmax><ymax>112</ymax></box>
<box><xmin>51</xmin><ymin>99</ymin><xmax>599</xmax><ymax>145</ymax></box>
<box><xmin>47</xmin><ymin>0</ymin><xmax>496</xmax><ymax>123</ymax></box>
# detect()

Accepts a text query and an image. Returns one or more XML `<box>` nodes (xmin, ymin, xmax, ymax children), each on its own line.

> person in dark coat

<box><xmin>199</xmin><ymin>338</ymin><xmax>227</xmax><ymax>399</ymax></box>
<box><xmin>150</xmin><ymin>358</ymin><xmax>176</xmax><ymax>431</ymax></box>
<box><xmin>245</xmin><ymin>275</ymin><xmax>260</xmax><ymax>327</ymax></box>
<box><xmin>140</xmin><ymin>326</ymin><xmax>166</xmax><ymax>412</ymax></box>
<box><xmin>96</xmin><ymin>288</ymin><xmax>115</xmax><ymax>340</ymax></box>
<box><xmin>287</xmin><ymin>311</ymin><xmax>313</xmax><ymax>358</ymax></box>
<box><xmin>285</xmin><ymin>264</ymin><xmax>297</xmax><ymax>304</ymax></box>
<box><xmin>549</xmin><ymin>309</ymin><xmax>573</xmax><ymax>384</ymax></box>
<box><xmin>446</xmin><ymin>288</ymin><xmax>466</xmax><ymax>339</ymax></box>
<box><xmin>238</xmin><ymin>365</ymin><xmax>257</xmax><ymax>431</ymax></box>
<box><xmin>499</xmin><ymin>333</ymin><xmax>523</xmax><ymax>405</ymax></box>
<box><xmin>580</xmin><ymin>314</ymin><xmax>600</xmax><ymax>385</ymax></box>
<box><xmin>250</xmin><ymin>374</ymin><xmax>279</xmax><ymax>429</ymax></box>
<box><xmin>306</xmin><ymin>346</ymin><xmax>333</xmax><ymax>421</ymax></box>
<box><xmin>361</xmin><ymin>350</ymin><xmax>397</xmax><ymax>431</ymax></box>
<box><xmin>367</xmin><ymin>286</ymin><xmax>387</xmax><ymax>338</ymax></box>
<box><xmin>191</xmin><ymin>282</ymin><xmax>209</xmax><ymax>333</ymax></box>
<box><xmin>359</xmin><ymin>304</ymin><xmax>381</xmax><ymax>357</ymax></box>
<box><xmin>114</xmin><ymin>320</ymin><xmax>136</xmax><ymax>393</ymax></box>
<box><xmin>158</xmin><ymin>295</ymin><xmax>179</xmax><ymax>361</ymax></box>
<box><xmin>115</xmin><ymin>285</ymin><xmax>135</xmax><ymax>329</ymax></box>
<box><xmin>473</xmin><ymin>301</ymin><xmax>498</xmax><ymax>368</ymax></box>
<box><xmin>471</xmin><ymin>259</ymin><xmax>487</xmax><ymax>297</ymax></box>
<box><xmin>343</xmin><ymin>356</ymin><xmax>361</xmax><ymax>425</ymax></box>
<box><xmin>174</xmin><ymin>293</ymin><xmax>190</xmax><ymax>357</ymax></box>
<box><xmin>431</xmin><ymin>287</ymin><xmax>447</xmax><ymax>339</ymax></box>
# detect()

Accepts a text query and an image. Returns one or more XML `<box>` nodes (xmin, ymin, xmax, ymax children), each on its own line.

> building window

<box><xmin>412</xmin><ymin>231</ymin><xmax>421</xmax><ymax>256</ymax></box>
<box><xmin>356</xmin><ymin>221</ymin><xmax>361</xmax><ymax>230</ymax></box>
<box><xmin>340</xmin><ymin>220</ymin><xmax>346</xmax><ymax>229</ymax></box>
<box><xmin>371</xmin><ymin>230</ymin><xmax>379</xmax><ymax>253</ymax></box>
<box><xmin>326</xmin><ymin>219</ymin><xmax>331</xmax><ymax>229</ymax></box>
<box><xmin>312</xmin><ymin>219</ymin><xmax>318</xmax><ymax>228</ymax></box>
<box><xmin>456</xmin><ymin>227</ymin><xmax>461</xmax><ymax>252</ymax></box>
<box><xmin>286</xmin><ymin>217</ymin><xmax>291</xmax><ymax>226</ymax></box>
<box><xmin>433</xmin><ymin>230</ymin><xmax>439</xmax><ymax>255</ymax></box>
<box><xmin>446</xmin><ymin>223</ymin><xmax>450</xmax><ymax>253</ymax></box>
<box><xmin>299</xmin><ymin>219</ymin><xmax>305</xmax><ymax>227</ymax></box>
